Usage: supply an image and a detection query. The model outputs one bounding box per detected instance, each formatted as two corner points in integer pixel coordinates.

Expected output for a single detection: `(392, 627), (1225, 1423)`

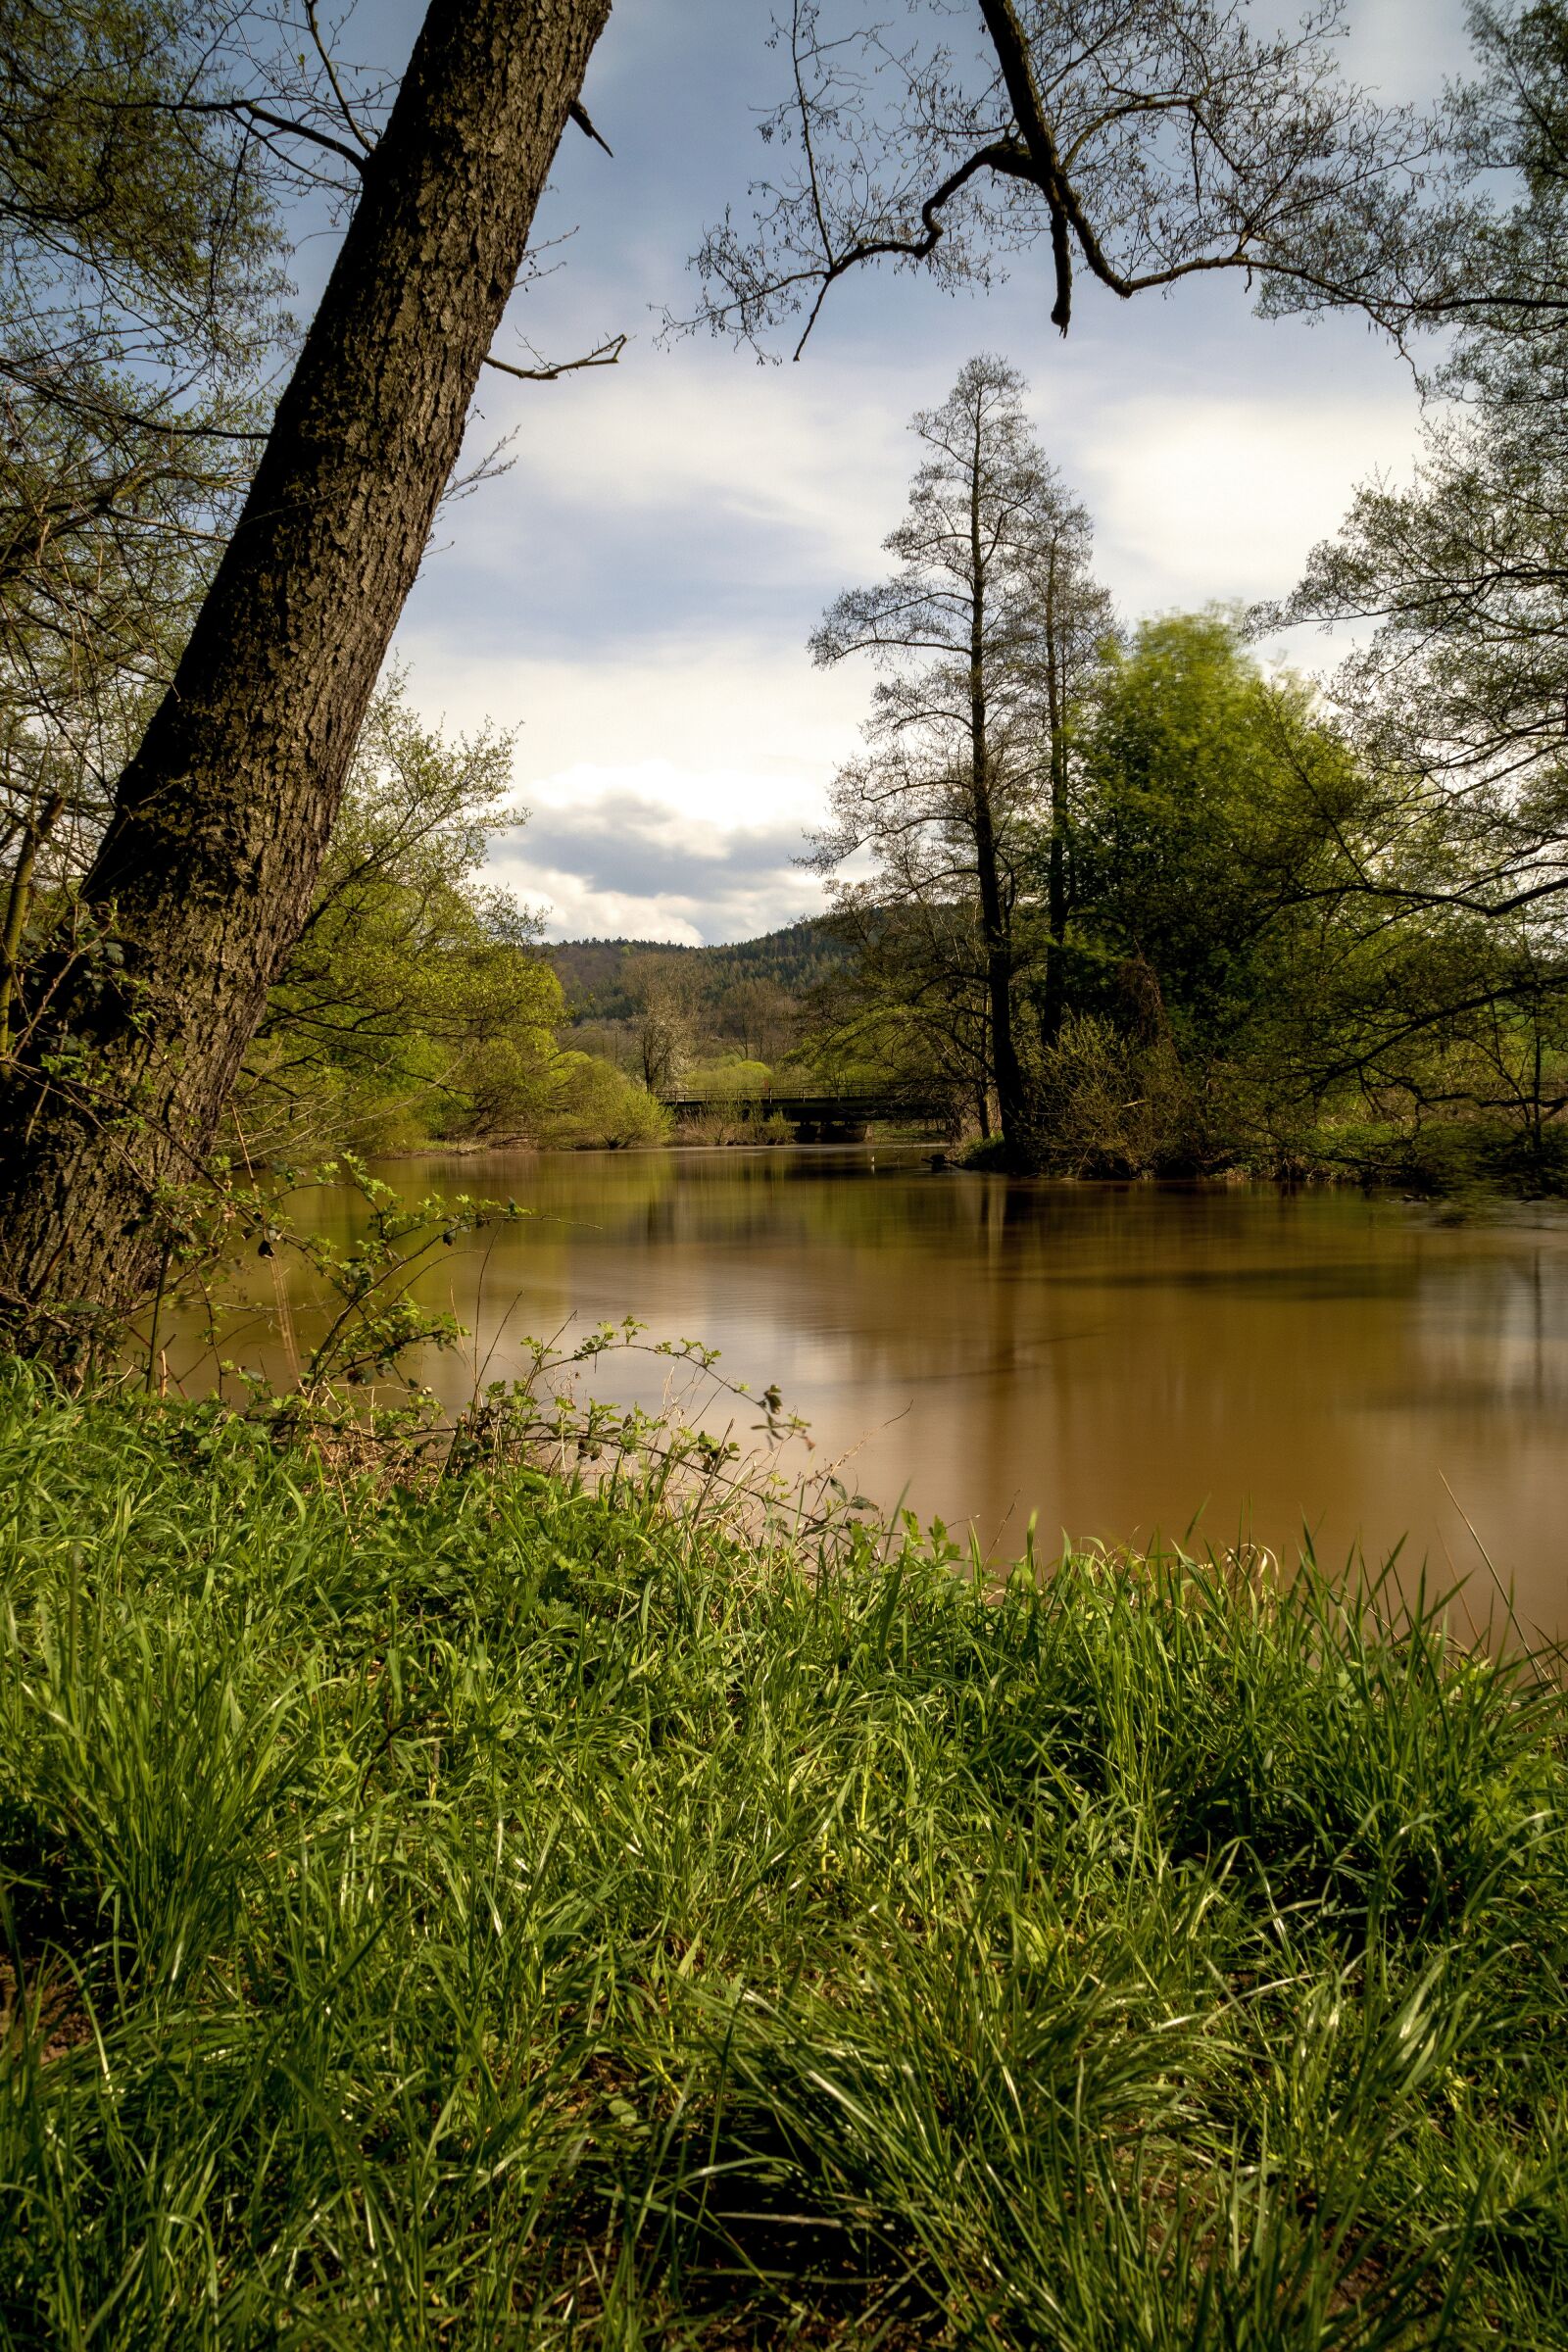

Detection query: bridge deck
(665, 1094), (947, 1124)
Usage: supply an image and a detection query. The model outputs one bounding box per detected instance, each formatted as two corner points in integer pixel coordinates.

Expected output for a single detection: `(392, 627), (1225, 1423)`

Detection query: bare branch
(172, 91), (368, 173)
(567, 97), (613, 157)
(482, 332), (627, 384)
(306, 2), (376, 157)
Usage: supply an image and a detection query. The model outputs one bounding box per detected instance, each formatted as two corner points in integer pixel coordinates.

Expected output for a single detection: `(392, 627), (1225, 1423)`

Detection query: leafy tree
(1048, 612), (1568, 1184)
(539, 1052), (672, 1151)
(1001, 613), (1386, 1171)
(1075, 615), (1363, 1048)
(243, 679), (562, 1152)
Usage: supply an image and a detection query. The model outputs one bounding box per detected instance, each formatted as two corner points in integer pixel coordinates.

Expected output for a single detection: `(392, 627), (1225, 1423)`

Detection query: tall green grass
(0, 1363), (1564, 2346)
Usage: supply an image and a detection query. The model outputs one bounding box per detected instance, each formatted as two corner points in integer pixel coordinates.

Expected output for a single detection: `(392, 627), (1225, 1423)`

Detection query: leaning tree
(0, 2), (612, 1337)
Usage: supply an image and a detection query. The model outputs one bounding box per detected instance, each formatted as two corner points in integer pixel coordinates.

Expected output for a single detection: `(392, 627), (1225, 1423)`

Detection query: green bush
(1025, 1013), (1229, 1176)
(682, 1056), (773, 1102)
(538, 1051), (672, 1149)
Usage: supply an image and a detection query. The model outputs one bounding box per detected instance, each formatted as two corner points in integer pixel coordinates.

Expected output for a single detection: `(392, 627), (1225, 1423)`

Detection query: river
(227, 1145), (1568, 1640)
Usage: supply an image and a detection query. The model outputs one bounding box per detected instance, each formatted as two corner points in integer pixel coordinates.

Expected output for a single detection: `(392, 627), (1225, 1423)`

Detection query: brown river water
(212, 1145), (1568, 1641)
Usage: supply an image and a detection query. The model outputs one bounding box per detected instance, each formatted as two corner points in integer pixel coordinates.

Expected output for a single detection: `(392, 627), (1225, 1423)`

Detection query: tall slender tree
(1026, 484), (1113, 1044)
(809, 355), (1105, 1158)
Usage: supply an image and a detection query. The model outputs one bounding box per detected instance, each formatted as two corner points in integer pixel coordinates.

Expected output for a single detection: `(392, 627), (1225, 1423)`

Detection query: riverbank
(2, 1370), (1565, 2345)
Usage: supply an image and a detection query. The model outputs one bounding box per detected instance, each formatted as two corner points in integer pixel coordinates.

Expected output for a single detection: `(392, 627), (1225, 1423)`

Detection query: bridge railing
(662, 1092), (950, 1126)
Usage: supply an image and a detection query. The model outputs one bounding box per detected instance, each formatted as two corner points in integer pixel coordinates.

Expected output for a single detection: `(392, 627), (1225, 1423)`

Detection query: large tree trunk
(0, 2), (612, 1338)
(972, 777), (1025, 1150)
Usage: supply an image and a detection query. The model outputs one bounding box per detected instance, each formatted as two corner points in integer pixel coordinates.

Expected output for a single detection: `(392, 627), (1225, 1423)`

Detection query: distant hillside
(546, 917), (851, 1020)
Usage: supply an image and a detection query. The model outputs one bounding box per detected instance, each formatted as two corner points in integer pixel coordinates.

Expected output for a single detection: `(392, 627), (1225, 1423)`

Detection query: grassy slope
(1, 1370), (1566, 2349)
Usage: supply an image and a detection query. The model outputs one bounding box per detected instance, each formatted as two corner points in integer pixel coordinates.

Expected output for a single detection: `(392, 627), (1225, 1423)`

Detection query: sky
(338, 0), (1478, 945)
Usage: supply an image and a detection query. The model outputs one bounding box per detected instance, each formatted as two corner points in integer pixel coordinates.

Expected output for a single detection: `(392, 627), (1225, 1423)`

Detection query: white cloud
(490, 775), (827, 943)
(387, 643), (868, 813)
(1077, 381), (1426, 612)
(393, 334), (1432, 943)
(470, 353), (909, 557)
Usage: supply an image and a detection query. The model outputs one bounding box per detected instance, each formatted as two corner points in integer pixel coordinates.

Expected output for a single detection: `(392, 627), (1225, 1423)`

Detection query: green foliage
(223, 1154), (528, 1411)
(243, 680), (565, 1152)
(536, 1052), (671, 1150)
(1073, 613), (1364, 1048)
(682, 1056), (772, 1102)
(1024, 1012), (1212, 1178)
(1, 1381), (1565, 2343)
(931, 608), (1568, 1189)
(0, 3), (276, 353)
(675, 1060), (794, 1146)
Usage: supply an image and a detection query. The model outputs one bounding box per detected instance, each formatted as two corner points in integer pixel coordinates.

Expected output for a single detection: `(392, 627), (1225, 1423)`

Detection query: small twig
(482, 333), (627, 384)
(307, 2), (376, 156)
(567, 98), (612, 157)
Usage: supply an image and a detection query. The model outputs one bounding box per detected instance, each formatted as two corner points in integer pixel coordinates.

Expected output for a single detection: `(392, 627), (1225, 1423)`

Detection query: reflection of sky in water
(205, 1151), (1568, 1641)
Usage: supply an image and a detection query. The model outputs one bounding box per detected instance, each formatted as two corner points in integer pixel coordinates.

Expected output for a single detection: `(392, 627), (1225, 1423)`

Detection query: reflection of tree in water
(1384, 1247), (1568, 1417)
(222, 1156), (1568, 1629)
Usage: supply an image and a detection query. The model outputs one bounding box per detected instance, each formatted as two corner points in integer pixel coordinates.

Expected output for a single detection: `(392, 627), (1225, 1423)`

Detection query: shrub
(539, 1051), (671, 1148)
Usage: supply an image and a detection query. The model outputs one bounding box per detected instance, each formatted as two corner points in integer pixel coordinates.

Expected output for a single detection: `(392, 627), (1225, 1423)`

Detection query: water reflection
(202, 1147), (1568, 1639)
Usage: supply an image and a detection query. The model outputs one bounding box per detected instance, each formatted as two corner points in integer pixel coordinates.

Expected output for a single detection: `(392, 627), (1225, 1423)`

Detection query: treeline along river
(244, 1147), (1568, 1642)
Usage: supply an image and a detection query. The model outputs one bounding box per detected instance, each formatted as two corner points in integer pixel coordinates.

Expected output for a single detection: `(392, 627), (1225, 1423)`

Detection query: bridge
(664, 1092), (950, 1141)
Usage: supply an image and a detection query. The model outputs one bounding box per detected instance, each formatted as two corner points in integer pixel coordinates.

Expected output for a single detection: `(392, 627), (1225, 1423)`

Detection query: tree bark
(968, 421), (1026, 1159)
(0, 786), (62, 1061)
(0, 1), (612, 1335)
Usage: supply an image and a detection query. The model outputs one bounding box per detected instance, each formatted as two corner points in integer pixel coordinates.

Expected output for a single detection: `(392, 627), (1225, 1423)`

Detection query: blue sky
(339, 1), (1477, 943)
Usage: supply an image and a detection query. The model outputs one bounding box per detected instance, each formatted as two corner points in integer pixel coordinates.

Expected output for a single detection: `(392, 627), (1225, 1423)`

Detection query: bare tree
(808, 354), (1106, 1157)
(721, 975), (797, 1061)
(686, 0), (1436, 357)
(629, 953), (700, 1098)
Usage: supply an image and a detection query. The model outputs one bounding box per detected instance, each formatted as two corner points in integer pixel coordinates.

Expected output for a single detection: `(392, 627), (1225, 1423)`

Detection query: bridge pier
(795, 1117), (871, 1143)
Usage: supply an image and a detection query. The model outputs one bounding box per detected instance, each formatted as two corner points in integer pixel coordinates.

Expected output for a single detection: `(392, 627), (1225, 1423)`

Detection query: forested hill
(545, 917), (850, 1019)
